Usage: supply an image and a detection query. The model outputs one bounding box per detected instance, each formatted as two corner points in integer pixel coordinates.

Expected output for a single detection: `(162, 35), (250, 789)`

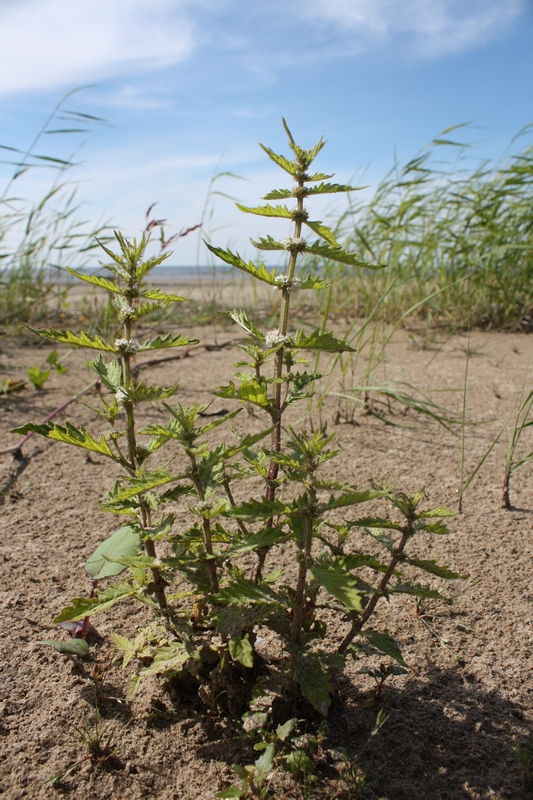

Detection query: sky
(0, 0), (532, 267)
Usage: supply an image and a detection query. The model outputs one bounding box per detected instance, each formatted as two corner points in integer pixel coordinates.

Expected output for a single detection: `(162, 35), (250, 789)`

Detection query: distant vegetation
(2, 105), (532, 332)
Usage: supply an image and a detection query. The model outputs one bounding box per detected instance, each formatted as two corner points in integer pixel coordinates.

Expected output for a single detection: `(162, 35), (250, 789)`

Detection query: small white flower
(288, 278), (301, 294)
(114, 338), (140, 355)
(282, 236), (307, 252)
(265, 329), (286, 348)
(275, 274), (291, 287)
(118, 305), (136, 321)
(115, 388), (129, 406)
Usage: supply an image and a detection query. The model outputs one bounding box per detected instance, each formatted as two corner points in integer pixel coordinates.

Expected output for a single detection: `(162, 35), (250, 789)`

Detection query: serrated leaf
(27, 366), (50, 389)
(212, 603), (279, 638)
(262, 188), (292, 200)
(229, 635), (254, 668)
(298, 274), (329, 290)
(304, 240), (383, 269)
(215, 578), (283, 605)
(85, 525), (141, 579)
(358, 629), (407, 667)
(139, 643), (189, 679)
(311, 563), (363, 612)
(236, 202), (292, 220)
(66, 268), (122, 293)
(293, 652), (340, 716)
(139, 288), (188, 302)
(418, 506), (455, 518)
(292, 329), (355, 353)
(349, 516), (404, 531)
(103, 471), (175, 503)
(215, 379), (270, 409)
(404, 557), (466, 580)
(139, 333), (199, 351)
(306, 172), (334, 182)
(227, 309), (264, 339)
(319, 489), (382, 513)
(28, 327), (115, 352)
(390, 581), (443, 599)
(258, 144), (298, 176)
(131, 381), (178, 403)
(250, 235), (286, 252)
(53, 582), (137, 623)
(91, 356), (122, 390)
(40, 639), (89, 656)
(304, 220), (340, 246)
(306, 182), (363, 196)
(11, 421), (117, 459)
(205, 244), (278, 285)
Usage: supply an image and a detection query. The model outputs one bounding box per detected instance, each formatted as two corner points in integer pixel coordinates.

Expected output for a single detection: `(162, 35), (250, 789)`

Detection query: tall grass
(0, 90), (110, 328)
(307, 124), (533, 330)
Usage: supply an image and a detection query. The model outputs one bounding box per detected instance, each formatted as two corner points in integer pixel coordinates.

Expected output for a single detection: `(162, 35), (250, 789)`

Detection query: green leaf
(304, 219), (340, 246)
(285, 750), (315, 778)
(306, 182), (363, 196)
(66, 268), (122, 294)
(258, 144), (298, 176)
(226, 309), (264, 339)
(101, 471), (175, 504)
(27, 327), (115, 352)
(40, 639), (89, 656)
(139, 333), (199, 351)
(303, 240), (384, 269)
(216, 788), (243, 799)
(27, 366), (50, 389)
(204, 244), (278, 285)
(250, 235), (286, 252)
(228, 635), (254, 668)
(292, 329), (355, 353)
(53, 582), (137, 623)
(293, 652), (342, 716)
(262, 188), (292, 200)
(236, 202), (292, 220)
(139, 288), (188, 302)
(311, 563), (363, 612)
(255, 742), (275, 779)
(216, 577), (283, 605)
(215, 380), (270, 410)
(357, 629), (407, 668)
(138, 643), (189, 678)
(11, 421), (117, 459)
(91, 356), (122, 390)
(404, 557), (466, 580)
(85, 525), (141, 579)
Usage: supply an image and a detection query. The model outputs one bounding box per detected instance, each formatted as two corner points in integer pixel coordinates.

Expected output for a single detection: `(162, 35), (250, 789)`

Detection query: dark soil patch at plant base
(0, 327), (532, 799)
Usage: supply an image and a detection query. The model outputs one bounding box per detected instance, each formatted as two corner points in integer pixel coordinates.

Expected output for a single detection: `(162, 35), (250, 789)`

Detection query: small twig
(0, 379), (100, 457)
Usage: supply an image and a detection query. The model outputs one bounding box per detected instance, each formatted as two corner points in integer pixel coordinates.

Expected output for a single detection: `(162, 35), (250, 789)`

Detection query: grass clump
(312, 124), (533, 331)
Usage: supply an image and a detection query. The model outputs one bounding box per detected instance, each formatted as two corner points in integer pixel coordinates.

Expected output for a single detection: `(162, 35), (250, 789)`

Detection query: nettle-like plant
(16, 122), (463, 717)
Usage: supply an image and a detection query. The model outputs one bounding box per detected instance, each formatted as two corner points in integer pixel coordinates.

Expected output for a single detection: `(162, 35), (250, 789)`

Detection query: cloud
(0, 0), (204, 95)
(304, 0), (527, 56)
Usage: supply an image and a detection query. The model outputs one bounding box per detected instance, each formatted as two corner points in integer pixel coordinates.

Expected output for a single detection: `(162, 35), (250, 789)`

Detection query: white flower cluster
(114, 388), (129, 406)
(275, 274), (302, 294)
(117, 305), (136, 322)
(114, 337), (140, 355)
(265, 329), (292, 349)
(282, 236), (307, 252)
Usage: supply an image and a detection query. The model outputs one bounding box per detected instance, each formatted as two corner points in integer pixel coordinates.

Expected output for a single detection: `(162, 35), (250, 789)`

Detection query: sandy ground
(0, 310), (532, 800)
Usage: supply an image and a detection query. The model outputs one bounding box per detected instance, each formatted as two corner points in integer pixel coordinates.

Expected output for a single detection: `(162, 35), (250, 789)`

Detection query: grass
(303, 124), (533, 331)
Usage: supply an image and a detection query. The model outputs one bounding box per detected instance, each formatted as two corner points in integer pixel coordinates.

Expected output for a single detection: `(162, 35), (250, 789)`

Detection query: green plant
(308, 124), (533, 331)
(0, 89), (111, 328)
(15, 122), (463, 727)
(501, 367), (533, 509)
(27, 348), (68, 390)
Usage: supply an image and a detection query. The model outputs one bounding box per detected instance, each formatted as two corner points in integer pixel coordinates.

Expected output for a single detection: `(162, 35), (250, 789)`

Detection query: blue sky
(1, 0), (532, 266)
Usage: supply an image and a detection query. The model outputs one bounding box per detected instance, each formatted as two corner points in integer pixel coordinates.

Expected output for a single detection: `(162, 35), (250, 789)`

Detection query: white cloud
(304, 0), (527, 56)
(0, 0), (203, 95)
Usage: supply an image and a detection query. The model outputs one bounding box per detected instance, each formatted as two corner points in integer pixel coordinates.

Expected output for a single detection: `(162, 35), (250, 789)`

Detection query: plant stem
(291, 483), (315, 643)
(338, 529), (410, 654)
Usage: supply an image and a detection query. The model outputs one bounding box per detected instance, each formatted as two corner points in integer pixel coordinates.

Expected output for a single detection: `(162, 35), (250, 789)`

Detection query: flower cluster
(282, 236), (307, 253)
(265, 329), (292, 349)
(114, 338), (140, 355)
(114, 388), (129, 406)
(275, 274), (301, 294)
